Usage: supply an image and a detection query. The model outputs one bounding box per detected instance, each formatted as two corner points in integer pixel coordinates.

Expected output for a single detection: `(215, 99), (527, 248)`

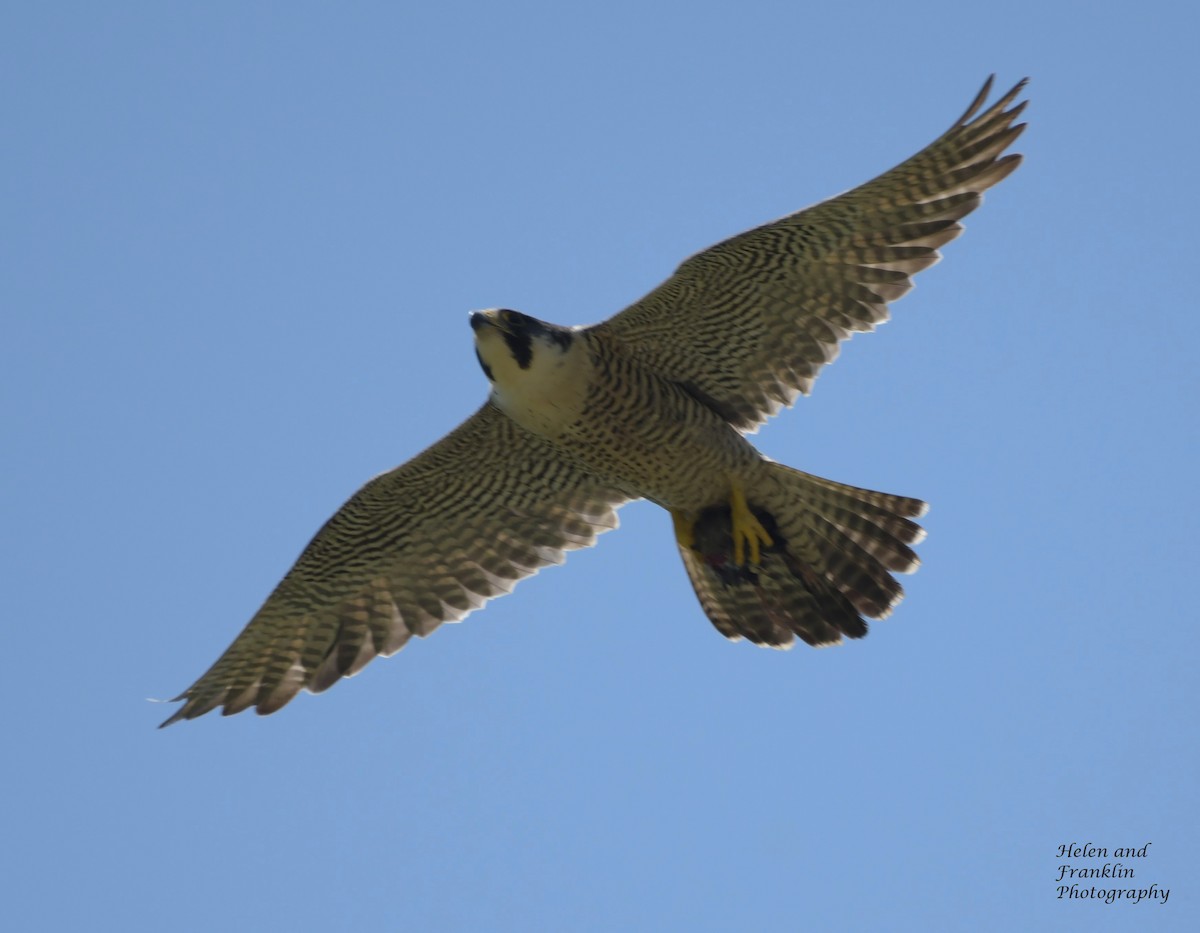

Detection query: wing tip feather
(956, 75), (1029, 129)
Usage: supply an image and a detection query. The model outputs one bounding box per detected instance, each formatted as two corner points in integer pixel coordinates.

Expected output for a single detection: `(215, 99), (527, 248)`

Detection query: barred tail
(677, 463), (927, 648)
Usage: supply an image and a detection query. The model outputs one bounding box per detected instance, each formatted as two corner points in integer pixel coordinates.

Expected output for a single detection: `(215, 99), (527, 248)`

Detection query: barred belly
(553, 336), (762, 510)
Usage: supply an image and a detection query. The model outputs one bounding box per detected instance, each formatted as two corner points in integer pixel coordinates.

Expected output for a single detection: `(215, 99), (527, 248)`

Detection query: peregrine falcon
(162, 77), (1026, 725)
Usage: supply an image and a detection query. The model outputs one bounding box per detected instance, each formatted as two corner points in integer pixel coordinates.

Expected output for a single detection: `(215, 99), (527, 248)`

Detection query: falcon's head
(470, 308), (576, 385)
(470, 309), (587, 434)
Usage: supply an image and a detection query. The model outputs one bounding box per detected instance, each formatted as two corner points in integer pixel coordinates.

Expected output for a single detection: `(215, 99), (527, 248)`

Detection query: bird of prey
(162, 77), (1026, 725)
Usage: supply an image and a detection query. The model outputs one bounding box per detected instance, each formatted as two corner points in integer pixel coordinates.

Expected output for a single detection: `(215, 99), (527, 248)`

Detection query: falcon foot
(729, 478), (773, 566)
(671, 508), (696, 550)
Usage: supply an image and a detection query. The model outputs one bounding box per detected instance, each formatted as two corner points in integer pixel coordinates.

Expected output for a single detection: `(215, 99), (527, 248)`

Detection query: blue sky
(4, 3), (1196, 931)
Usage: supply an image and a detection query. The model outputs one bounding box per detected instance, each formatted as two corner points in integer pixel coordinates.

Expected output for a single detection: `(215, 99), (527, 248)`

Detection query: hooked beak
(470, 310), (511, 335)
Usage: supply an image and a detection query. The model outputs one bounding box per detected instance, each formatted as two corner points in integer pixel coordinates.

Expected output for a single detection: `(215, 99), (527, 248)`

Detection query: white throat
(480, 331), (591, 439)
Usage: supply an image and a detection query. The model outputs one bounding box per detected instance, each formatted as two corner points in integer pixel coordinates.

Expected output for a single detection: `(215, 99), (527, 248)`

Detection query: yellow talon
(671, 509), (696, 550)
(729, 478), (773, 565)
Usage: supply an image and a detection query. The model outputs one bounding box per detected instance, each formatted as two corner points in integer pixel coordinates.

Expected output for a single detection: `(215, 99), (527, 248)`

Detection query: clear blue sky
(4, 3), (1196, 931)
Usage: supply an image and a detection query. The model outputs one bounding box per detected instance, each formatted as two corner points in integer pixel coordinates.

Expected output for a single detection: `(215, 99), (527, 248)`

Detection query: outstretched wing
(592, 77), (1027, 432)
(162, 402), (629, 725)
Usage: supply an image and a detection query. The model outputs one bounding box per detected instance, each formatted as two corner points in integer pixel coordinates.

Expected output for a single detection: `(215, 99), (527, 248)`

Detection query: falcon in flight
(162, 77), (1026, 725)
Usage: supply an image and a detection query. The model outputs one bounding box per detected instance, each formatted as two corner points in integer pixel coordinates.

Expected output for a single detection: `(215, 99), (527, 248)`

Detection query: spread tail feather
(677, 464), (926, 648)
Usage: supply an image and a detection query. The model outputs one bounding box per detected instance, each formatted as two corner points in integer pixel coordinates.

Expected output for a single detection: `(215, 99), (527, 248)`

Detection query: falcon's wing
(162, 402), (629, 725)
(592, 77), (1027, 432)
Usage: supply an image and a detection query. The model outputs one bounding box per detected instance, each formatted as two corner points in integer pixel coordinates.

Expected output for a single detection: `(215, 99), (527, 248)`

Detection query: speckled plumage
(162, 77), (1026, 725)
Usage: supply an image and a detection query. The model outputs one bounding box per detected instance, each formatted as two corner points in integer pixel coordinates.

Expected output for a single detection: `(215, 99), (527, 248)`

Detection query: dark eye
(499, 309), (520, 325)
